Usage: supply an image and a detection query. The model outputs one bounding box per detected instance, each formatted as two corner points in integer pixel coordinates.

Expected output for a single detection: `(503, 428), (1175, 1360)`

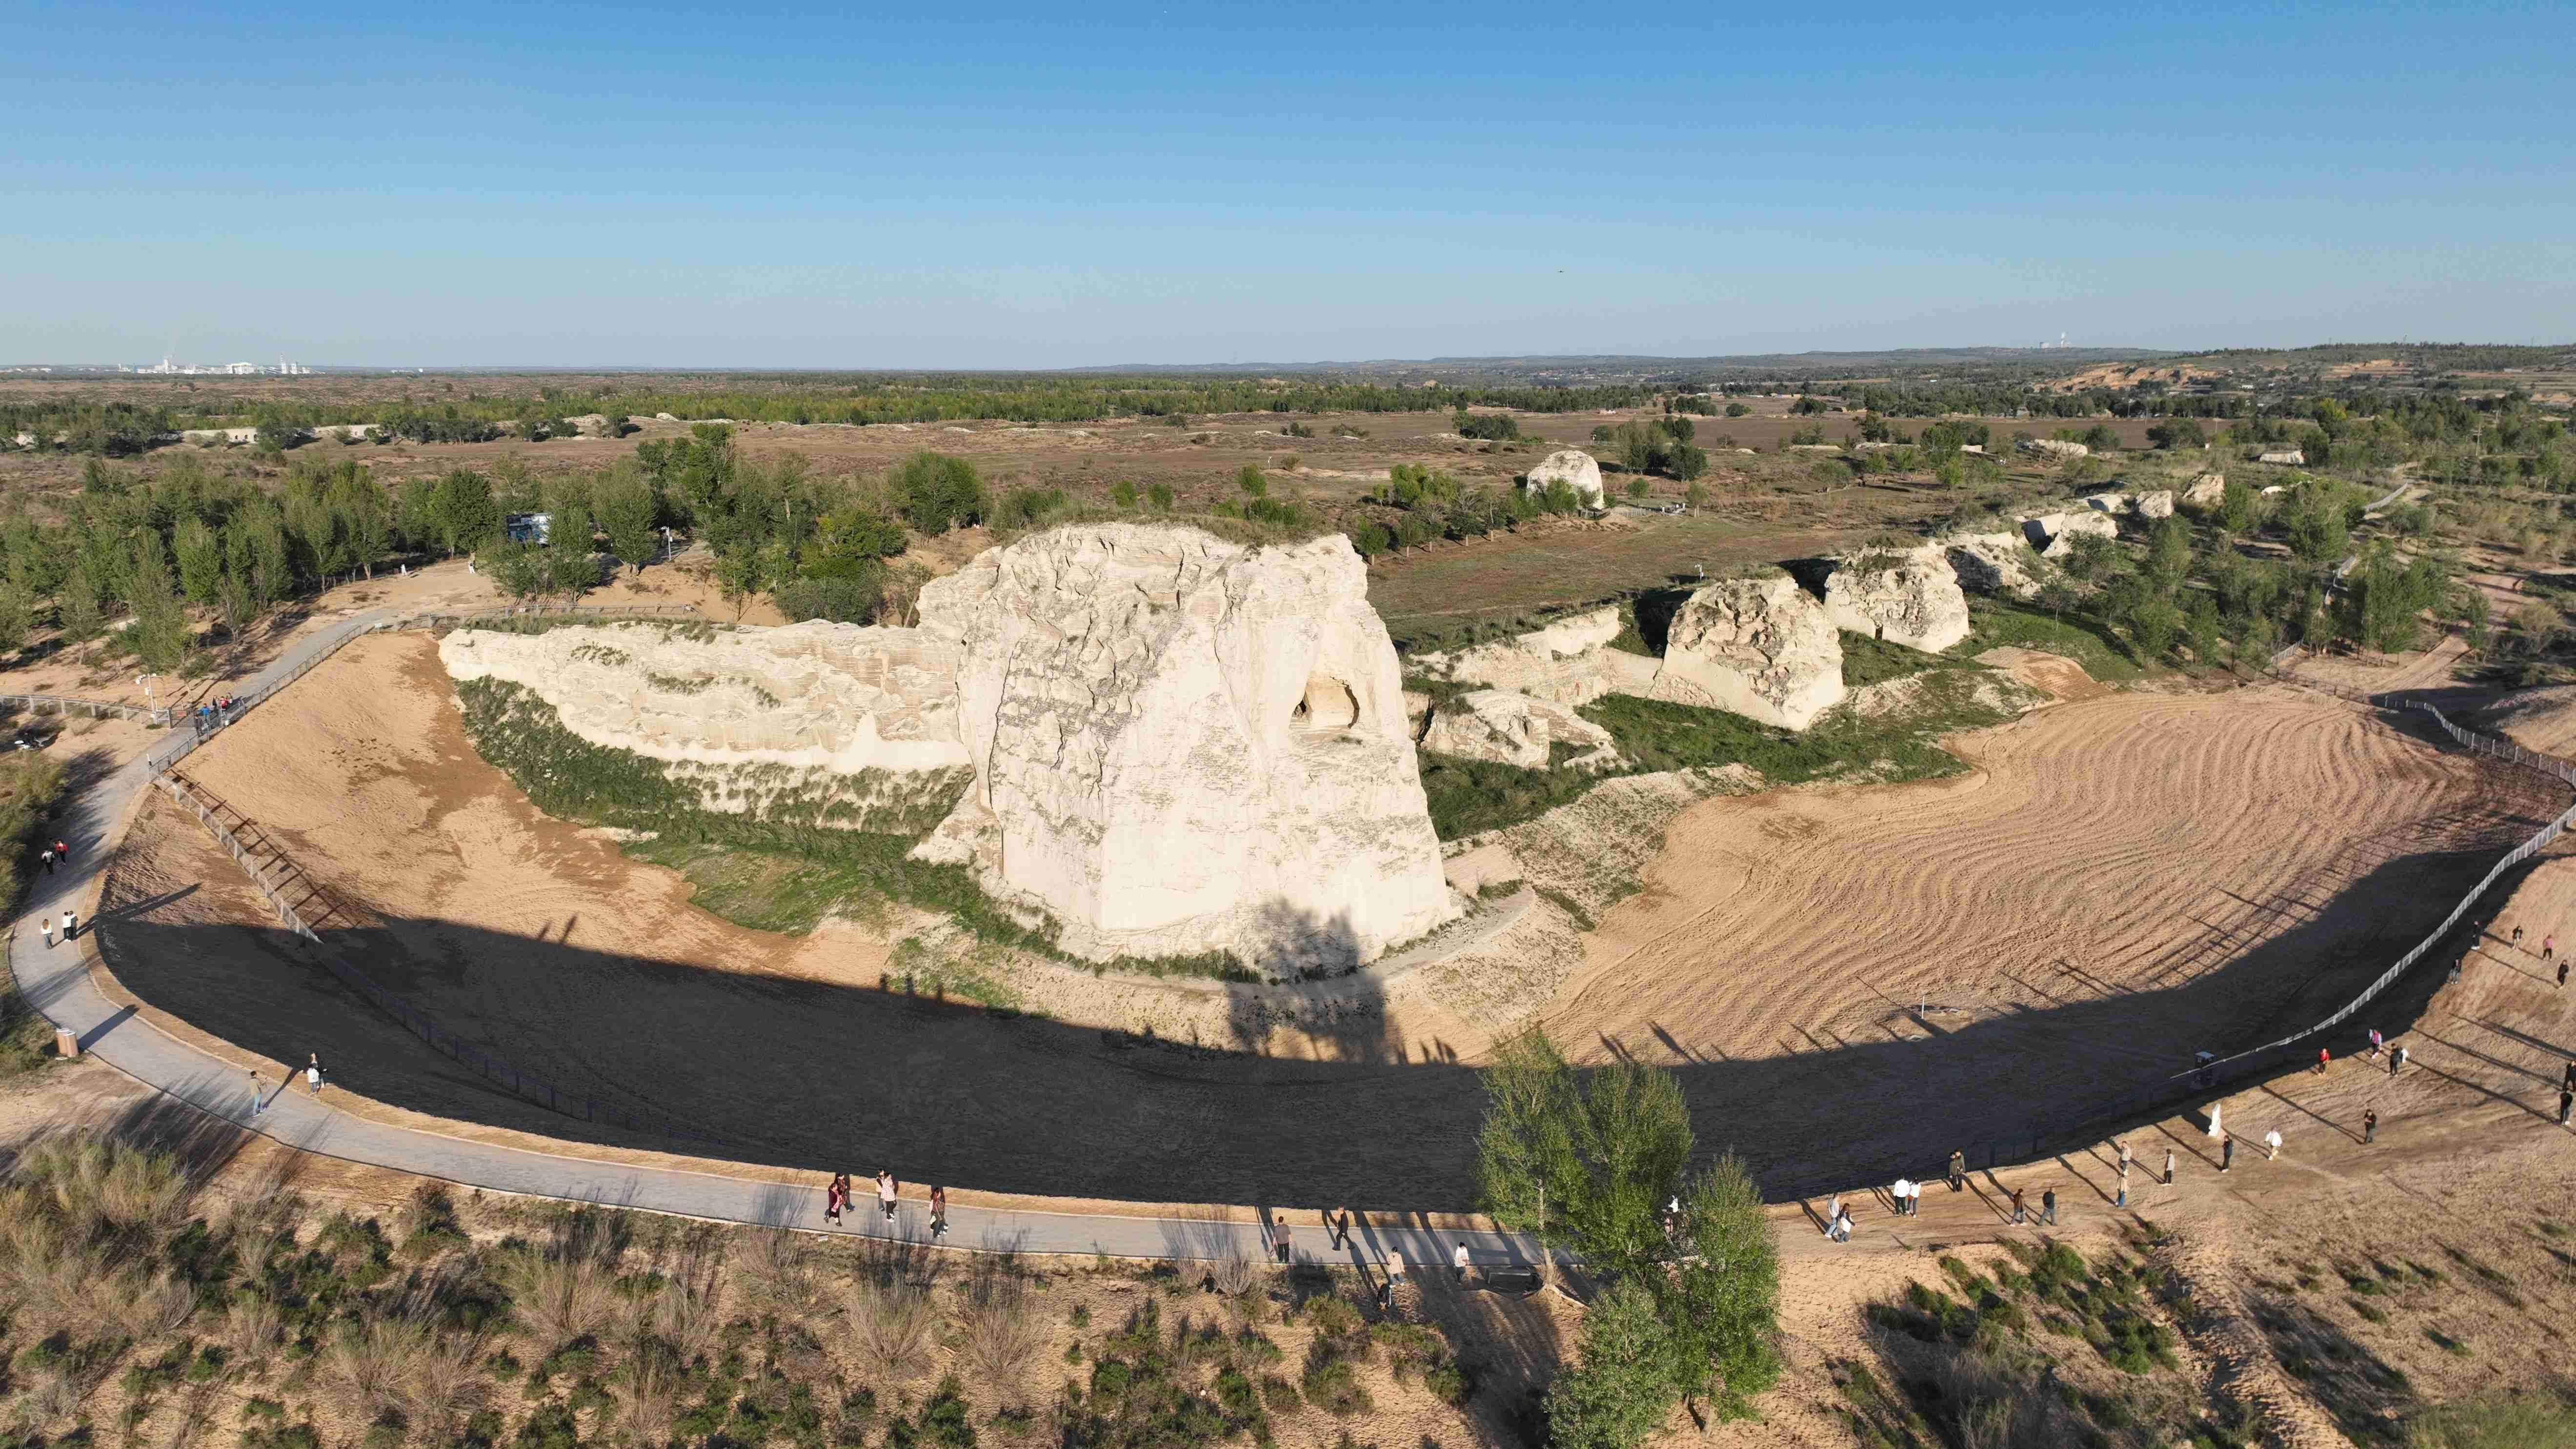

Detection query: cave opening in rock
(1290, 675), (1361, 733)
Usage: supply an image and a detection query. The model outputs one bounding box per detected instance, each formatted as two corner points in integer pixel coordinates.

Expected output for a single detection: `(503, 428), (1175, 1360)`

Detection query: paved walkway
(9, 608), (1542, 1268)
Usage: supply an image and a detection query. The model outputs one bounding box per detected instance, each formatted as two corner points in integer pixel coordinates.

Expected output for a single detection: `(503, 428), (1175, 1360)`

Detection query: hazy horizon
(10, 0), (2571, 369)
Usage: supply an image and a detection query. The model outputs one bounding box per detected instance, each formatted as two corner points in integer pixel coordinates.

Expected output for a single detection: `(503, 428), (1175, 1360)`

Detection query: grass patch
(2406, 1393), (2576, 1448)
(1421, 660), (2021, 841)
(1954, 595), (2147, 681)
(1840, 629), (1968, 688)
(622, 838), (892, 936)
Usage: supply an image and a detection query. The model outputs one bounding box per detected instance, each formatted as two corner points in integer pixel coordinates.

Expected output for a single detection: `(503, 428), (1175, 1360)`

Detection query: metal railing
(0, 692), (176, 727)
(146, 770), (707, 1143)
(2178, 700), (2576, 1081)
(143, 613), (391, 778)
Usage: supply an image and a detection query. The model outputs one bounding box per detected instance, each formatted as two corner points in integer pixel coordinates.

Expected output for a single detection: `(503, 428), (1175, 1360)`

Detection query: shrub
(848, 1279), (939, 1383)
(1299, 1356), (1371, 1417)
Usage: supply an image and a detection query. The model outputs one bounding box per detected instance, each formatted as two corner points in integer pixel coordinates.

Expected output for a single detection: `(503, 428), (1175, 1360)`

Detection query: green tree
(56, 568), (103, 644)
(1147, 482), (1174, 511)
(225, 501), (295, 604)
(0, 584), (27, 658)
(428, 469), (503, 558)
(1476, 1027), (1692, 1284)
(2215, 477), (2259, 535)
(596, 469), (663, 577)
(1546, 1280), (1679, 1449)
(2285, 492), (2350, 567)
(1683, 481), (1709, 513)
(125, 533), (193, 672)
(215, 573), (257, 648)
(892, 452), (987, 536)
(714, 548), (768, 620)
(484, 540), (547, 601)
(173, 517), (225, 604)
(1111, 480), (1138, 509)
(1660, 1155), (1782, 1421)
(2143, 514), (2192, 582)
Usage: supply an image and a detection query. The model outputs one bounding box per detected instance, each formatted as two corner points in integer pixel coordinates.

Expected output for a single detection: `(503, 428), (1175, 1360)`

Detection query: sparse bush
(848, 1278), (939, 1384)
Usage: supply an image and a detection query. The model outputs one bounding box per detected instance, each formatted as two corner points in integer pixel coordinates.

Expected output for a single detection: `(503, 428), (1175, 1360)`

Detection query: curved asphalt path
(9, 610), (1539, 1270)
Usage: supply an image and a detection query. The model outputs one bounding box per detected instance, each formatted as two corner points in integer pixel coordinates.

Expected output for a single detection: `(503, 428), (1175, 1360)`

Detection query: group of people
(189, 695), (240, 736)
(823, 1170), (946, 1239)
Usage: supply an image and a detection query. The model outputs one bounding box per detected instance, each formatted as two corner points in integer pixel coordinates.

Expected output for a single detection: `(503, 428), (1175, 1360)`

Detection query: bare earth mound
(96, 635), (2559, 1208)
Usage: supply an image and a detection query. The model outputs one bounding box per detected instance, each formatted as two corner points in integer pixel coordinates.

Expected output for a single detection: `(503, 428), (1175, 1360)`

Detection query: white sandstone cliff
(1941, 531), (2046, 600)
(914, 524), (1455, 975)
(1647, 574), (1846, 730)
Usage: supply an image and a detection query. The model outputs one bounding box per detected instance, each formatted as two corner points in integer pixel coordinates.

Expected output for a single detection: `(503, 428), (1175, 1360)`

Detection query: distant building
(2258, 450), (2306, 466)
(504, 512), (553, 544)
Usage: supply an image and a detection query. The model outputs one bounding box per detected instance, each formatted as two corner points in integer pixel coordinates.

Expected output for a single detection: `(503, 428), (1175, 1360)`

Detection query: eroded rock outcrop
(2184, 472), (2227, 507)
(1647, 574), (1845, 730)
(1820, 546), (1971, 653)
(440, 621), (972, 830)
(2020, 510), (2119, 559)
(1410, 607), (1657, 707)
(1421, 689), (1622, 772)
(914, 525), (1455, 975)
(2020, 438), (2090, 461)
(1522, 449), (1605, 508)
(1941, 531), (2047, 600)
(443, 523), (1456, 978)
(2132, 489), (2175, 519)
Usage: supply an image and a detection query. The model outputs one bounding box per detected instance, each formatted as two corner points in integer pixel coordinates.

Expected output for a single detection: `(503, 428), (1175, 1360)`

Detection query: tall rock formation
(1647, 574), (1846, 730)
(914, 525), (1455, 975)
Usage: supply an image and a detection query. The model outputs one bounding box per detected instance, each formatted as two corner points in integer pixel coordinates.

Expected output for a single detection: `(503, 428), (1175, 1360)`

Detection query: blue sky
(5, 0), (2569, 367)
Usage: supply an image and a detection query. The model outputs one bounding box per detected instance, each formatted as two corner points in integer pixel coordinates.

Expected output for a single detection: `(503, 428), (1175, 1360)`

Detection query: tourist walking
(2516, 925), (2526, 946)
(2363, 1108), (2377, 1143)
(59, 908), (75, 943)
(2041, 1187), (2057, 1226)
(2116, 1161), (2131, 1208)
(824, 1173), (847, 1225)
(52, 839), (67, 864)
(2561, 1091), (2573, 1127)
(37, 846), (51, 875)
(1378, 1250), (1403, 1312)
(2390, 1046), (2406, 1077)
(1331, 1210), (1352, 1251)
(1892, 1176), (1913, 1216)
(2263, 1128), (2283, 1162)
(2561, 960), (2569, 990)
(1271, 1217), (1291, 1266)
(2117, 1138), (2132, 1176)
(1452, 1240), (1471, 1283)
(2316, 1047), (2331, 1075)
(2548, 934), (2558, 965)
(2220, 1133), (2234, 1172)
(1823, 1194), (1843, 1237)
(2562, 1061), (2575, 1094)
(2163, 1147), (2175, 1186)
(40, 915), (53, 948)
(2010, 1188), (2026, 1225)
(1948, 1149), (1966, 1191)
(1908, 1179), (1923, 1216)
(248, 1068), (265, 1117)
(929, 1185), (948, 1240)
(875, 1170), (897, 1223)
(305, 1054), (324, 1096)
(2369, 1028), (2383, 1059)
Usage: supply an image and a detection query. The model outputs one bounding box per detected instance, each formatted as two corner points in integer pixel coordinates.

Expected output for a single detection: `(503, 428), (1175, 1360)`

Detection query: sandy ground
(87, 628), (2560, 1222)
(1540, 683), (2559, 1194)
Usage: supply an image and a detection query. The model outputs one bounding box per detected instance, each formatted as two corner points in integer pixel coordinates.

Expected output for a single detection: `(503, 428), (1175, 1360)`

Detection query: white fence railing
(2185, 702), (2576, 1078)
(0, 692), (176, 727)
